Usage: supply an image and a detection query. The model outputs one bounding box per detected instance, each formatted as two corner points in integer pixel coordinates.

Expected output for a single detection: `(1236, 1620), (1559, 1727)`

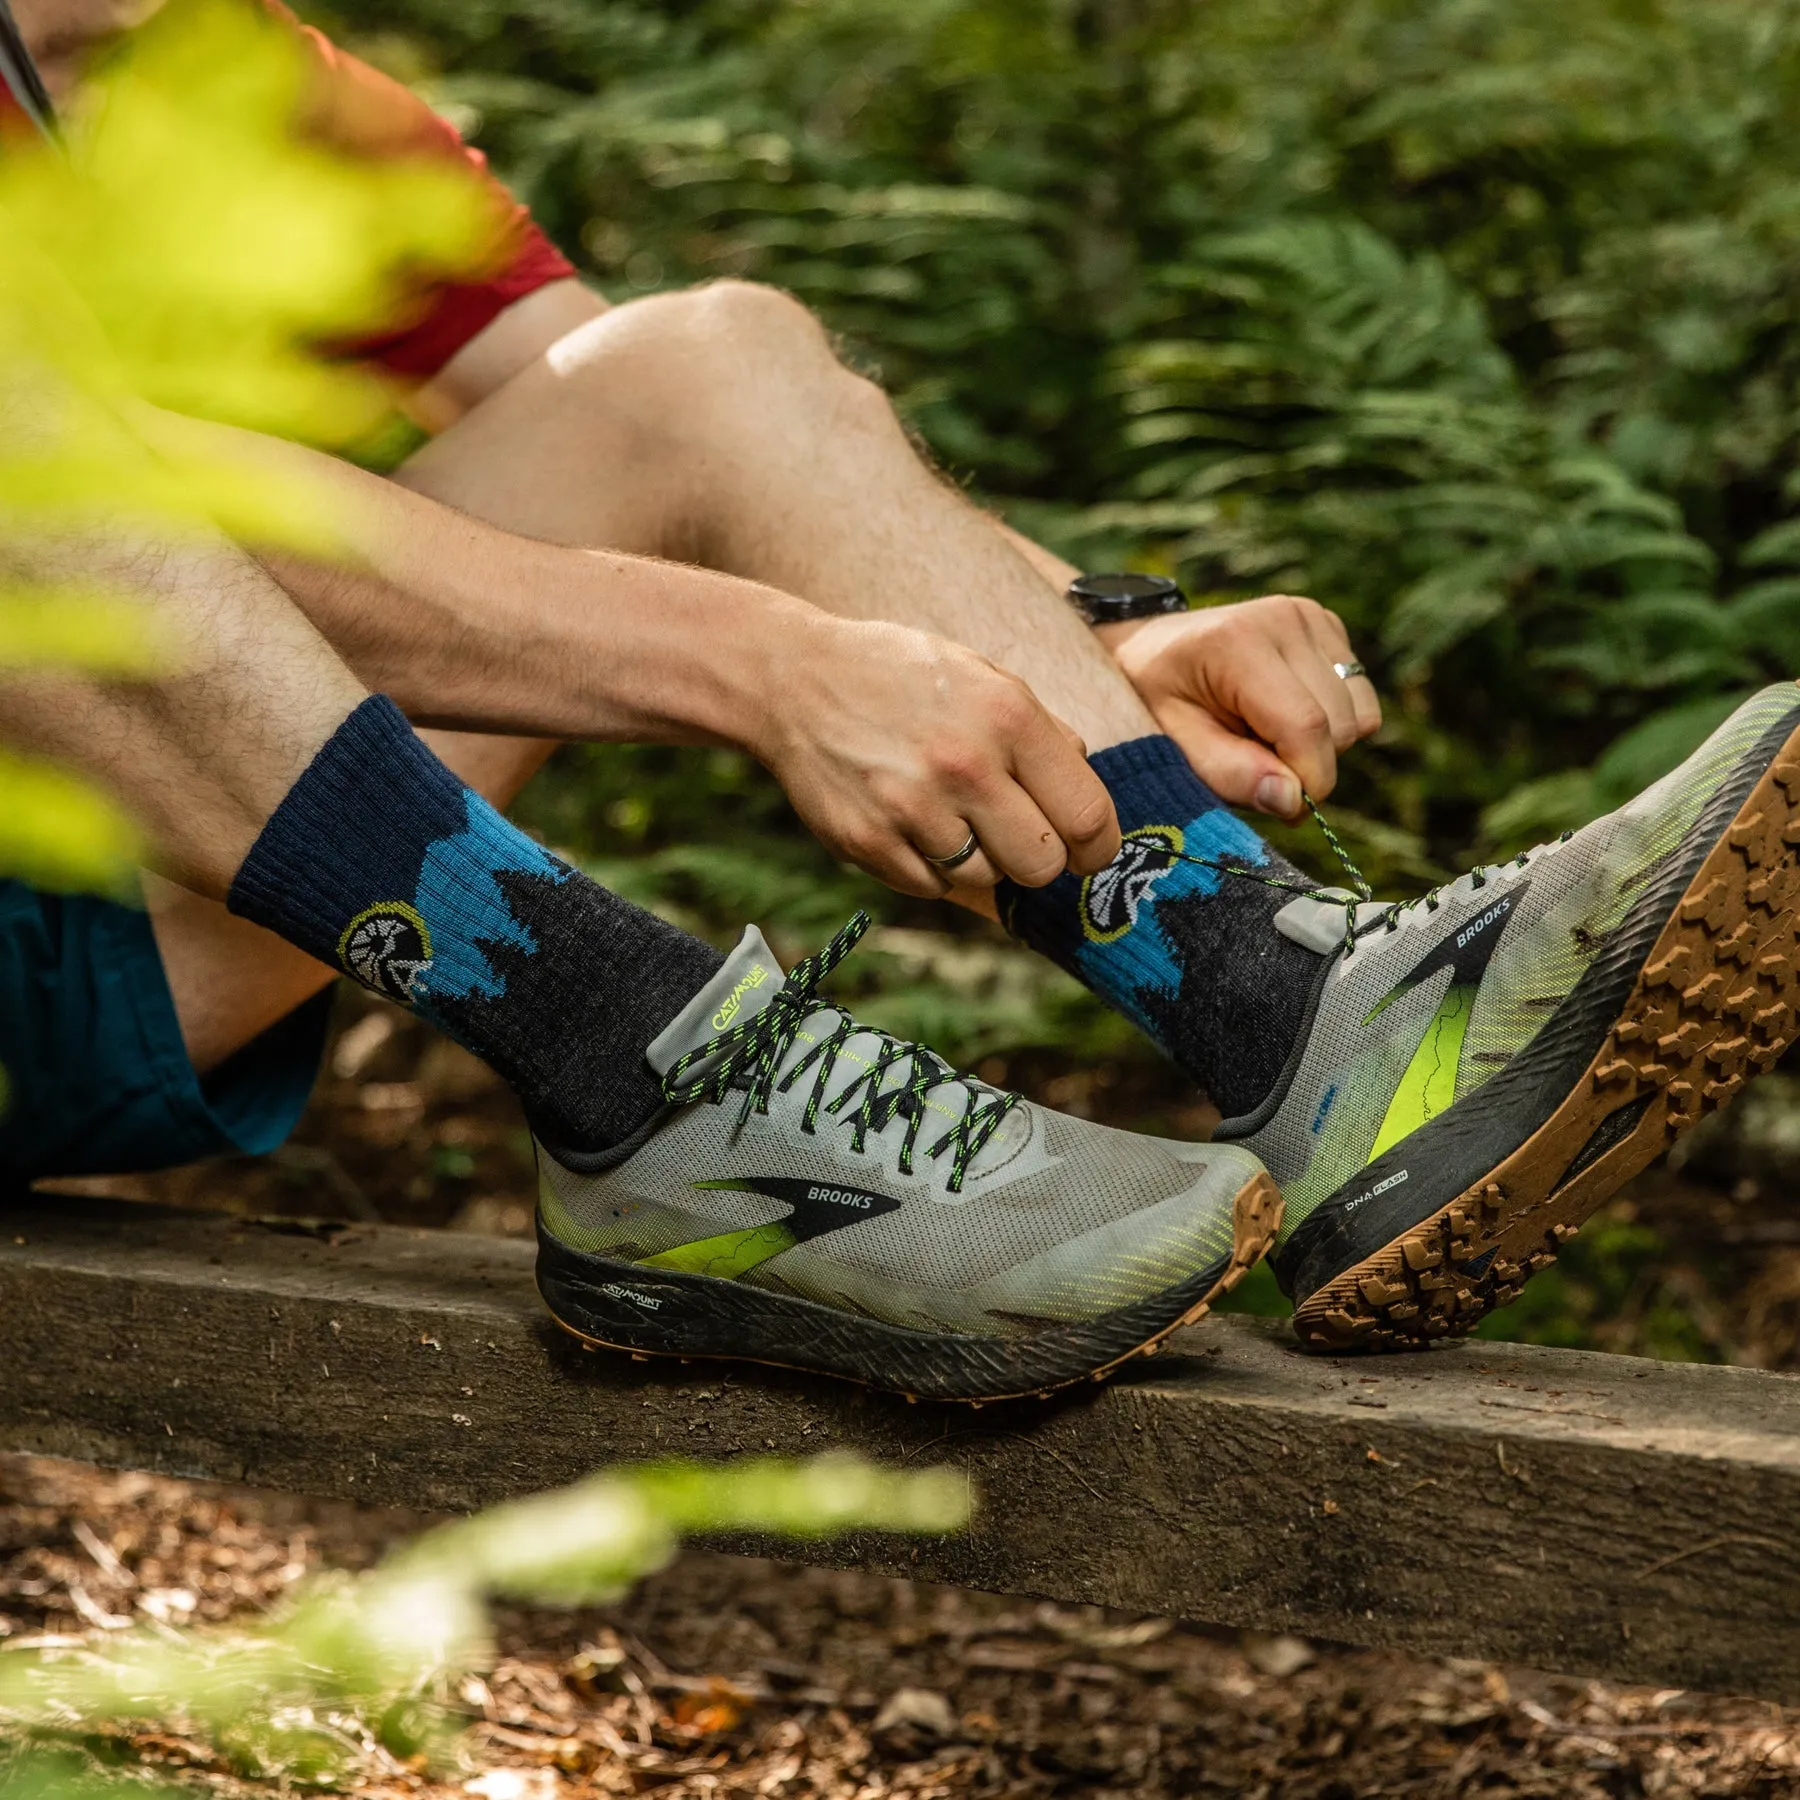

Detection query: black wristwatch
(1065, 571), (1189, 626)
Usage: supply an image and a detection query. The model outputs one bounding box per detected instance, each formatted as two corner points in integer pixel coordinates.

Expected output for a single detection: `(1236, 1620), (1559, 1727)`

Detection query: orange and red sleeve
(262, 0), (576, 379)
(1, 4), (576, 378)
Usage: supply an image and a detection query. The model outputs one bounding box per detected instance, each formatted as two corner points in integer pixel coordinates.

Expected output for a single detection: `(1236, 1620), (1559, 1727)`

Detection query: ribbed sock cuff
(227, 694), (470, 967)
(1087, 733), (1218, 800)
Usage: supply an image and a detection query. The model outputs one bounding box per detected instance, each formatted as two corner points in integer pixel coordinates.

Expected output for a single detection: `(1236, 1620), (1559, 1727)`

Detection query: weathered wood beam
(1, 1193), (1797, 1702)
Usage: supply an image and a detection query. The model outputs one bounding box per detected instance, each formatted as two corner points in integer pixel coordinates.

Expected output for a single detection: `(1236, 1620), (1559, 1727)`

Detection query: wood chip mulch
(0, 1454), (1793, 1799)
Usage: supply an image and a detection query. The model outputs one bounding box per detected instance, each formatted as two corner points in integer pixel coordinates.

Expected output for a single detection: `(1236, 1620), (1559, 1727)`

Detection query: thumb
(1154, 700), (1306, 822)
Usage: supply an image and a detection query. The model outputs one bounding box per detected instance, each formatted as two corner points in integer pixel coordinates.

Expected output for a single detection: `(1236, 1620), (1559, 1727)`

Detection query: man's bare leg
(0, 527), (366, 1072)
(1, 523), (378, 993)
(146, 279), (1365, 1075)
(396, 281), (1157, 759)
(1, 537), (363, 888)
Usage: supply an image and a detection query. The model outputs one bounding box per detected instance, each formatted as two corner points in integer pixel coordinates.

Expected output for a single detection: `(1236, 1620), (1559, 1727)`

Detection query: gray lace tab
(1274, 889), (1391, 956)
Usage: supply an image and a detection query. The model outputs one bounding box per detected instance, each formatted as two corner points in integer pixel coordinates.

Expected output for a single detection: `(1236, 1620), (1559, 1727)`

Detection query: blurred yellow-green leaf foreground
(0, 0), (492, 895)
(0, 1455), (970, 1790)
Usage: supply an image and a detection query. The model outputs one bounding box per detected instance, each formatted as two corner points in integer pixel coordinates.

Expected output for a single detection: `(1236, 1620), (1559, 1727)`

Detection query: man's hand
(755, 616), (1121, 897)
(1098, 595), (1381, 821)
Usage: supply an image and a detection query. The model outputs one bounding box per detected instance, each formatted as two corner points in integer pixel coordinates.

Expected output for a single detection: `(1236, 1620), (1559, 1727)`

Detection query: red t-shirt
(0, 2), (575, 381)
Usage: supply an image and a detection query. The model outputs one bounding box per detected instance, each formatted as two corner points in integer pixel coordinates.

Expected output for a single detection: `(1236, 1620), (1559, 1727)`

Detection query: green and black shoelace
(660, 804), (1572, 1176)
(1153, 796), (1572, 957)
(659, 911), (1017, 1193)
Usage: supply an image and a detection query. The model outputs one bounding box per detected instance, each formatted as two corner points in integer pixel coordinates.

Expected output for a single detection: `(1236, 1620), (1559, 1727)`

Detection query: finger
(963, 783), (1073, 888)
(944, 849), (1004, 889)
(1211, 635), (1340, 800)
(834, 823), (952, 900)
(871, 845), (954, 900)
(1054, 715), (1090, 765)
(1151, 696), (1305, 819)
(1284, 639), (1362, 755)
(1295, 599), (1382, 740)
(1343, 672), (1382, 739)
(1269, 602), (1360, 754)
(1290, 593), (1353, 658)
(1007, 704), (1121, 876)
(913, 820), (1004, 890)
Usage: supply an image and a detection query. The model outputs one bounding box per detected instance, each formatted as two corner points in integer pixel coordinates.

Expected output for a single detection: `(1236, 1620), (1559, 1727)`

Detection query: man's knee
(558, 279), (887, 438)
(685, 278), (833, 363)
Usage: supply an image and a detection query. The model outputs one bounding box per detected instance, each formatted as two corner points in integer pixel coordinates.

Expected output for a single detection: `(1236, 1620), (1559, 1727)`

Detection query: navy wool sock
(999, 736), (1323, 1119)
(228, 696), (723, 1153)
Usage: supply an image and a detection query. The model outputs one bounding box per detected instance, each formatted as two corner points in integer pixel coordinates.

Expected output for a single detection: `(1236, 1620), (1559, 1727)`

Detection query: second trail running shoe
(1217, 682), (1800, 1350)
(534, 914), (1279, 1403)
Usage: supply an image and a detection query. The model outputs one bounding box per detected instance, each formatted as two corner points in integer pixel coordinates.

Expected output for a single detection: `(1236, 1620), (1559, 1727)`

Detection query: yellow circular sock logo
(337, 901), (434, 1001)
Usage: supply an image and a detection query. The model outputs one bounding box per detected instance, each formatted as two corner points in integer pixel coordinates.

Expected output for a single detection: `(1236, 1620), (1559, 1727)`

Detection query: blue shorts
(0, 880), (331, 1184)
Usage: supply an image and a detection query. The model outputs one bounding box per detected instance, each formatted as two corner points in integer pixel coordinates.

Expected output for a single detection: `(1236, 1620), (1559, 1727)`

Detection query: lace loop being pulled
(660, 910), (1019, 1193)
(1144, 794), (1374, 955)
(1148, 800), (1575, 959)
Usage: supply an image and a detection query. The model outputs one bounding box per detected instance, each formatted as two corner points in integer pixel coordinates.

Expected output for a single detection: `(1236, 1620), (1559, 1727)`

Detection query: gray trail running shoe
(534, 914), (1280, 1403)
(1217, 682), (1800, 1351)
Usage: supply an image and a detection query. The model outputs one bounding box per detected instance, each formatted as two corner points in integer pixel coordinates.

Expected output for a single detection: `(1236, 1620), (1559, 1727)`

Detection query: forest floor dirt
(25, 988), (1800, 1797)
(3, 1453), (1798, 1800)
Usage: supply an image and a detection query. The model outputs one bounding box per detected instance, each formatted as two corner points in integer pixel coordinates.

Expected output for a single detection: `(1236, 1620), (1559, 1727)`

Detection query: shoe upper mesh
(1245, 682), (1800, 1235)
(543, 1087), (1251, 1332)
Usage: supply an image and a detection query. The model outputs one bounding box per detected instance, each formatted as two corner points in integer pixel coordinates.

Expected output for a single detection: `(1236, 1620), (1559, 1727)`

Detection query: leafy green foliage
(306, 0), (1800, 890)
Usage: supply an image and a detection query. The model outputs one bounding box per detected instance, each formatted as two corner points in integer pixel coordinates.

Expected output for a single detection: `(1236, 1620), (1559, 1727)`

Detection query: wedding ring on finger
(923, 830), (981, 872)
(1333, 660), (1367, 682)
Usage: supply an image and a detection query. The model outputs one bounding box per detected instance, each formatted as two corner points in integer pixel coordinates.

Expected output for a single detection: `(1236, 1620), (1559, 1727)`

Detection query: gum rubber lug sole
(537, 1172), (1281, 1405)
(1292, 727), (1800, 1352)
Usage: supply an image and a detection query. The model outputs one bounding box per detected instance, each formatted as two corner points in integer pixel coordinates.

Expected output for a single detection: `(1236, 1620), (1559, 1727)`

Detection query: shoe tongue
(647, 925), (787, 1076)
(648, 921), (1022, 1176)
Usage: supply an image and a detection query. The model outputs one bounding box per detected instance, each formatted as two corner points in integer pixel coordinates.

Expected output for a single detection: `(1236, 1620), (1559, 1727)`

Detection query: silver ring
(1333, 660), (1367, 681)
(924, 830), (980, 872)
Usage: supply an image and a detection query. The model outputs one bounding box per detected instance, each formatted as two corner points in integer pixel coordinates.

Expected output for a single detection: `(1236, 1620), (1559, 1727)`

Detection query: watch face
(1067, 571), (1187, 622)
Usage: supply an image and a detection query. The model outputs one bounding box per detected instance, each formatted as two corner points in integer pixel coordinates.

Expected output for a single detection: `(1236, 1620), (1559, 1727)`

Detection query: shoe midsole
(1271, 702), (1800, 1305)
(535, 1217), (1234, 1401)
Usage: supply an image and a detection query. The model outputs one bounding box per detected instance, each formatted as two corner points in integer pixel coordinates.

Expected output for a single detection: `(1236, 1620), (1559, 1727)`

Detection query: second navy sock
(999, 735), (1324, 1119)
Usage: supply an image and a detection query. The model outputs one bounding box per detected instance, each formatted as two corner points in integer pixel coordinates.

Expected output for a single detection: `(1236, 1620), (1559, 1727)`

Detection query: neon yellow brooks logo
(712, 962), (771, 1031)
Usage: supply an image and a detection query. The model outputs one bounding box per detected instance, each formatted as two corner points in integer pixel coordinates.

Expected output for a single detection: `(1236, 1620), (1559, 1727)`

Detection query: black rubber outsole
(535, 1171), (1281, 1405)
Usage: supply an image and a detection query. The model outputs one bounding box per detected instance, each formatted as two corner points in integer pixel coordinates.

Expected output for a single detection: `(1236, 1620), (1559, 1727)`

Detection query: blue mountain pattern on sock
(998, 735), (1322, 1118)
(228, 695), (722, 1151)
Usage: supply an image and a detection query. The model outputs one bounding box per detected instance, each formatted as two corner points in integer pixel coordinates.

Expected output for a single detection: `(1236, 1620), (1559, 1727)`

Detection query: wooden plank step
(2, 1192), (1797, 1702)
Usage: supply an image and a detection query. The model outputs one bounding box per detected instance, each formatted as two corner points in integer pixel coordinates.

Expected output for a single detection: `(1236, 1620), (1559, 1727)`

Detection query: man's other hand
(1098, 594), (1382, 821)
(758, 618), (1121, 897)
